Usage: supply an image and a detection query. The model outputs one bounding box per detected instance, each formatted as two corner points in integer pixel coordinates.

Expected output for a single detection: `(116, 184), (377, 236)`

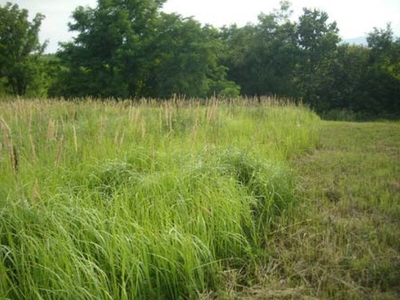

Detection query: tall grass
(0, 97), (320, 299)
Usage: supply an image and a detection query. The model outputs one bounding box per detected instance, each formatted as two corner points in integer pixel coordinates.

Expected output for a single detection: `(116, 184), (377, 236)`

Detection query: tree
(331, 44), (369, 111)
(145, 13), (238, 98)
(57, 0), (238, 99)
(0, 2), (47, 96)
(220, 1), (298, 98)
(252, 3), (299, 98)
(219, 23), (257, 96)
(361, 24), (400, 115)
(57, 0), (166, 98)
(295, 8), (340, 110)
(308, 44), (369, 113)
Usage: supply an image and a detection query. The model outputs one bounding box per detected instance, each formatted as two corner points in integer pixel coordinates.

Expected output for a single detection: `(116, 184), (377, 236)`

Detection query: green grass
(1, 98), (399, 299)
(0, 97), (319, 299)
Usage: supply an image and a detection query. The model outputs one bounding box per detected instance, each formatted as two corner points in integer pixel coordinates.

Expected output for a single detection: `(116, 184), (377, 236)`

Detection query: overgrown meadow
(0, 98), (320, 299)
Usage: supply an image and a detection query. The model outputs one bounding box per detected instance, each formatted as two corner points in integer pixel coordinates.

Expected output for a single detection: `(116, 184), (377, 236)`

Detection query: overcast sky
(5, 0), (400, 53)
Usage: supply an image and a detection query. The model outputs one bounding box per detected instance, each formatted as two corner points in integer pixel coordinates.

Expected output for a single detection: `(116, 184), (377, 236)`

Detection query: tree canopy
(54, 0), (238, 99)
(0, 2), (47, 96)
(0, 0), (399, 118)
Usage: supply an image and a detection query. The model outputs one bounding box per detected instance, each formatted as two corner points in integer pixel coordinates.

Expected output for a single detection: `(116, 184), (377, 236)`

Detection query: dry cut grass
(223, 121), (400, 299)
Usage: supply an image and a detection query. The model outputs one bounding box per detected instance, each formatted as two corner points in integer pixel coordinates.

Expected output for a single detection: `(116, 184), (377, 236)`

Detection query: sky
(5, 0), (400, 53)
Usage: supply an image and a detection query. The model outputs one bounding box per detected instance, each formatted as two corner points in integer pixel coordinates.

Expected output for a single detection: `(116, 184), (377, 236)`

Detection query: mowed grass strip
(231, 121), (400, 299)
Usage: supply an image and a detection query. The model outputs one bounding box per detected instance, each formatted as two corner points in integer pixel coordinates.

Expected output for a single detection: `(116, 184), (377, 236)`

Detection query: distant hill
(343, 36), (368, 46)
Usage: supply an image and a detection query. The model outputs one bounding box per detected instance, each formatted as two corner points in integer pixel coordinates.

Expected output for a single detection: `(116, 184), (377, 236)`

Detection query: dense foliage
(53, 0), (238, 99)
(0, 0), (399, 117)
(0, 2), (47, 96)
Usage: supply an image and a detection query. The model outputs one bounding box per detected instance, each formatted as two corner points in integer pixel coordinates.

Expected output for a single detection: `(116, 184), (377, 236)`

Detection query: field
(0, 98), (399, 299)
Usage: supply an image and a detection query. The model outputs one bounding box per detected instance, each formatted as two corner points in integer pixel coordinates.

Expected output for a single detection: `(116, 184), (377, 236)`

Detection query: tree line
(1, 0), (399, 118)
